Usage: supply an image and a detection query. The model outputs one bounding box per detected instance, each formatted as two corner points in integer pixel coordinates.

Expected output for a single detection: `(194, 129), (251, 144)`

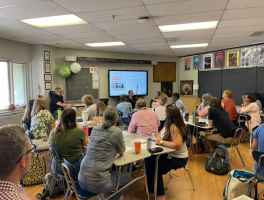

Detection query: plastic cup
(82, 126), (89, 138)
(134, 139), (141, 154)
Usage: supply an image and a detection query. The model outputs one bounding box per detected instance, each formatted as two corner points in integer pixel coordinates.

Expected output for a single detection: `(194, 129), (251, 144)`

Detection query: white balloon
(70, 62), (81, 73)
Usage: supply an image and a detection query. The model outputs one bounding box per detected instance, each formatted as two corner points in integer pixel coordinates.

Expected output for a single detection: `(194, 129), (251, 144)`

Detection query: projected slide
(109, 70), (148, 97)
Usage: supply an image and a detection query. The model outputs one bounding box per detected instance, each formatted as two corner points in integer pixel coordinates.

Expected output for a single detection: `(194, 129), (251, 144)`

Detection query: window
(0, 60), (28, 110)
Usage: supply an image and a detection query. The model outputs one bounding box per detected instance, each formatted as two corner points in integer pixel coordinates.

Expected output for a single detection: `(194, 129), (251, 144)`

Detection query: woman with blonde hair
(221, 89), (238, 124)
(92, 100), (107, 125)
(155, 94), (168, 132)
(30, 98), (56, 150)
(82, 95), (96, 120)
(197, 93), (212, 119)
(49, 108), (88, 175)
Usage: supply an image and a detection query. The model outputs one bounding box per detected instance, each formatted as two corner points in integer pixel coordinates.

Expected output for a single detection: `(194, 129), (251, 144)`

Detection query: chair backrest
(128, 113), (132, 123)
(23, 123), (29, 131)
(118, 111), (123, 124)
(230, 127), (243, 146)
(63, 159), (78, 179)
(25, 129), (35, 140)
(238, 114), (251, 121)
(49, 147), (60, 160)
(61, 163), (78, 196)
(252, 150), (264, 176)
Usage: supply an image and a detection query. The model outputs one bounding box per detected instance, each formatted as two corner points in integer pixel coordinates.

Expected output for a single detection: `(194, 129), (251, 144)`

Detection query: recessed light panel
(86, 42), (125, 47)
(20, 14), (87, 28)
(170, 43), (208, 48)
(159, 21), (218, 32)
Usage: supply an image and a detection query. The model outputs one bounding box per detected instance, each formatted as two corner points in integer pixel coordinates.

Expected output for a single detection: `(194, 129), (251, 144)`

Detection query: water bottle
(58, 108), (62, 119)
(151, 133), (156, 147)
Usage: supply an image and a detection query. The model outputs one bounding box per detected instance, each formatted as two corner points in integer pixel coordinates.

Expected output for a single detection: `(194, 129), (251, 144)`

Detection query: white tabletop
(184, 117), (214, 129)
(78, 120), (95, 128)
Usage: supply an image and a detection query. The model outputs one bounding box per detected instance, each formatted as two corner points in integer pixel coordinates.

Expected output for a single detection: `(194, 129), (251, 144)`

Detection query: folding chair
(62, 162), (102, 200)
(118, 111), (130, 130)
(210, 127), (245, 169)
(238, 114), (252, 147)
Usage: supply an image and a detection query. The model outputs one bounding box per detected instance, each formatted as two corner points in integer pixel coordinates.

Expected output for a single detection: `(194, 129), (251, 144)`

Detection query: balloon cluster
(58, 62), (81, 78)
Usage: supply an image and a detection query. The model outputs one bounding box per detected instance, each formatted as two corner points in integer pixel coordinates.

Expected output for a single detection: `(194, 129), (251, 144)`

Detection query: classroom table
(184, 117), (214, 154)
(122, 132), (175, 200)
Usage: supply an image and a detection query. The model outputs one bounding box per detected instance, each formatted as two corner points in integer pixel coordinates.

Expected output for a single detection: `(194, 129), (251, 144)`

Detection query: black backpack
(205, 145), (230, 175)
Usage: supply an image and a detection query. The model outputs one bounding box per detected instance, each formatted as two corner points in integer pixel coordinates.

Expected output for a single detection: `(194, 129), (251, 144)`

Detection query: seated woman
(152, 91), (161, 109)
(21, 99), (35, 129)
(82, 94), (96, 121)
(252, 125), (264, 180)
(49, 108), (88, 175)
(92, 100), (107, 125)
(197, 93), (212, 119)
(30, 98), (56, 150)
(204, 97), (235, 149)
(221, 89), (238, 124)
(155, 94), (168, 132)
(146, 104), (188, 200)
(79, 108), (131, 200)
(240, 93), (261, 133)
(254, 93), (262, 111)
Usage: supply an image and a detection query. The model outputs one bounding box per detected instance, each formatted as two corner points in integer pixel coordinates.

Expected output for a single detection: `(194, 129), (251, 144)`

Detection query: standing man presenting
(50, 87), (73, 115)
(172, 93), (185, 112)
(126, 90), (136, 109)
(0, 125), (35, 200)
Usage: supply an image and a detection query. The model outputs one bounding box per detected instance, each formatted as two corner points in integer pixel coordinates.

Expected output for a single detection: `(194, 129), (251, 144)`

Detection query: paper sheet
(122, 131), (131, 135)
(131, 139), (147, 144)
(92, 81), (98, 89)
(92, 73), (98, 81)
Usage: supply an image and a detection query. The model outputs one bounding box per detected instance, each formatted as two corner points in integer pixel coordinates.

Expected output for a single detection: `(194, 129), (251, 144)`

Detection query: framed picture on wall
(44, 51), (50, 61)
(161, 82), (173, 97)
(180, 80), (193, 95)
(45, 82), (52, 90)
(44, 74), (52, 81)
(44, 62), (51, 73)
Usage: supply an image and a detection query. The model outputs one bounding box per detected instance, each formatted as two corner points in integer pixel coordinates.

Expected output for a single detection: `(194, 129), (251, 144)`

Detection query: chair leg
(250, 132), (253, 149)
(184, 167), (195, 191)
(236, 146), (246, 167)
(63, 187), (73, 200)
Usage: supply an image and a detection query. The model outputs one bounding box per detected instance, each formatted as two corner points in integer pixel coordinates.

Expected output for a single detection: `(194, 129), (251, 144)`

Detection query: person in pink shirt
(128, 99), (160, 137)
(240, 93), (261, 133)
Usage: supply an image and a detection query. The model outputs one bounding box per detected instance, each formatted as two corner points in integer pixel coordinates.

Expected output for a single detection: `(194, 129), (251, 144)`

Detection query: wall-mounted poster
(214, 52), (225, 68)
(204, 54), (212, 69)
(241, 46), (259, 67)
(193, 55), (201, 70)
(227, 49), (239, 67)
(258, 45), (264, 66)
(184, 57), (192, 71)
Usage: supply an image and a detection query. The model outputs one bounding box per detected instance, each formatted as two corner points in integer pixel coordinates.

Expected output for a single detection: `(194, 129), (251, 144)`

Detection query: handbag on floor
(20, 154), (47, 186)
(223, 170), (257, 200)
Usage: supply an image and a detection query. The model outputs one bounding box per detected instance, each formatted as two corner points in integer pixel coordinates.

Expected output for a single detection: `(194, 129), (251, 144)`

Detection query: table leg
(154, 154), (161, 200)
(143, 160), (150, 200)
(196, 127), (198, 154)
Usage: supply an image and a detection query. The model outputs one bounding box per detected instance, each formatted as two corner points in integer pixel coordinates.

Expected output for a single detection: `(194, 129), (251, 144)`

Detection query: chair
(25, 130), (50, 155)
(238, 114), (252, 147)
(211, 127), (245, 169)
(118, 111), (130, 130)
(62, 162), (102, 200)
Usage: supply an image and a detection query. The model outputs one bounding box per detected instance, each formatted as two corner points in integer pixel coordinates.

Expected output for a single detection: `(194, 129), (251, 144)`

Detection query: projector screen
(108, 70), (148, 97)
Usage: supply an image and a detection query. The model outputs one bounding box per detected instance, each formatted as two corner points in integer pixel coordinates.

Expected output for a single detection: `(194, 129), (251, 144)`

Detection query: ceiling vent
(250, 31), (264, 37)
(167, 37), (180, 43)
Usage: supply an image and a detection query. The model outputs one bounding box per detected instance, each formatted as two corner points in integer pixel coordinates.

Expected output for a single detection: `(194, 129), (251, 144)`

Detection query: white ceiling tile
(218, 18), (264, 29)
(36, 40), (81, 45)
(116, 33), (164, 41)
(77, 6), (149, 23)
(162, 29), (215, 38)
(61, 31), (113, 40)
(0, 21), (34, 32)
(9, 38), (36, 44)
(55, 44), (98, 50)
(213, 32), (255, 39)
(178, 35), (214, 42)
(0, 15), (12, 23)
(94, 19), (156, 31)
(142, 0), (185, 4)
(122, 38), (166, 45)
(18, 35), (68, 42)
(94, 45), (135, 50)
(129, 43), (169, 48)
(106, 27), (160, 37)
(209, 41), (253, 47)
(253, 36), (264, 42)
(153, 11), (223, 26)
(169, 40), (211, 46)
(133, 46), (172, 52)
(74, 37), (118, 44)
(53, 0), (143, 13)
(210, 37), (255, 44)
(146, 0), (228, 16)
(227, 0), (264, 9)
(0, 29), (53, 38)
(0, 1), (70, 20)
(41, 24), (101, 34)
(0, 0), (47, 7)
(215, 25), (264, 34)
(222, 7), (264, 20)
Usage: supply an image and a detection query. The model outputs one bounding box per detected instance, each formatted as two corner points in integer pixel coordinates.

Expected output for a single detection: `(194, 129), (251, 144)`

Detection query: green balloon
(58, 65), (71, 78)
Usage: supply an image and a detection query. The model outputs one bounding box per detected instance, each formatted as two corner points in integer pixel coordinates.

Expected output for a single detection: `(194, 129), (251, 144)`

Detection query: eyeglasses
(16, 144), (36, 164)
(58, 90), (63, 94)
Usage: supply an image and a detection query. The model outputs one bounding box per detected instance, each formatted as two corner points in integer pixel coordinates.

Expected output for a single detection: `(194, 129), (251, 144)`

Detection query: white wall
(53, 47), (179, 108)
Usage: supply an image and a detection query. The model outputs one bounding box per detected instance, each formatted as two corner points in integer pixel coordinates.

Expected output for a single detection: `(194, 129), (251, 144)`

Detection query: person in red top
(0, 125), (35, 200)
(221, 89), (238, 124)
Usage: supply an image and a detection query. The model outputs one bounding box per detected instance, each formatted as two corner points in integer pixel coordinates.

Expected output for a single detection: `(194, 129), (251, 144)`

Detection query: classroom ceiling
(1, 0), (264, 57)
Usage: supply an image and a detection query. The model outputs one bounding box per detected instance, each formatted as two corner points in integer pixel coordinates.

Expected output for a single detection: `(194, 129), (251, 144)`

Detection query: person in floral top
(30, 98), (56, 150)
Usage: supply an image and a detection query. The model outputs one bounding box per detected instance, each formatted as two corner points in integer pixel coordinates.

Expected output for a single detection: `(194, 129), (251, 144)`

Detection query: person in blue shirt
(252, 124), (264, 179)
(172, 93), (185, 112)
(117, 94), (132, 124)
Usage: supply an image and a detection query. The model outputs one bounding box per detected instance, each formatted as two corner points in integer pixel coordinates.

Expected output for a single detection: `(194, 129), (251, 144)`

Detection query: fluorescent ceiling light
(159, 21), (218, 32)
(20, 14), (87, 28)
(86, 42), (125, 47)
(170, 43), (208, 48)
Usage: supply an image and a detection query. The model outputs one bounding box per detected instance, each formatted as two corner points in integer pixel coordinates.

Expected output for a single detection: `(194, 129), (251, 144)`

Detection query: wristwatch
(160, 140), (164, 145)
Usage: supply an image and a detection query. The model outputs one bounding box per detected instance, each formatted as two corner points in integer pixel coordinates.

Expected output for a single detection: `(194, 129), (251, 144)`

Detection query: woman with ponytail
(79, 108), (131, 200)
(49, 108), (88, 175)
(155, 94), (168, 132)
